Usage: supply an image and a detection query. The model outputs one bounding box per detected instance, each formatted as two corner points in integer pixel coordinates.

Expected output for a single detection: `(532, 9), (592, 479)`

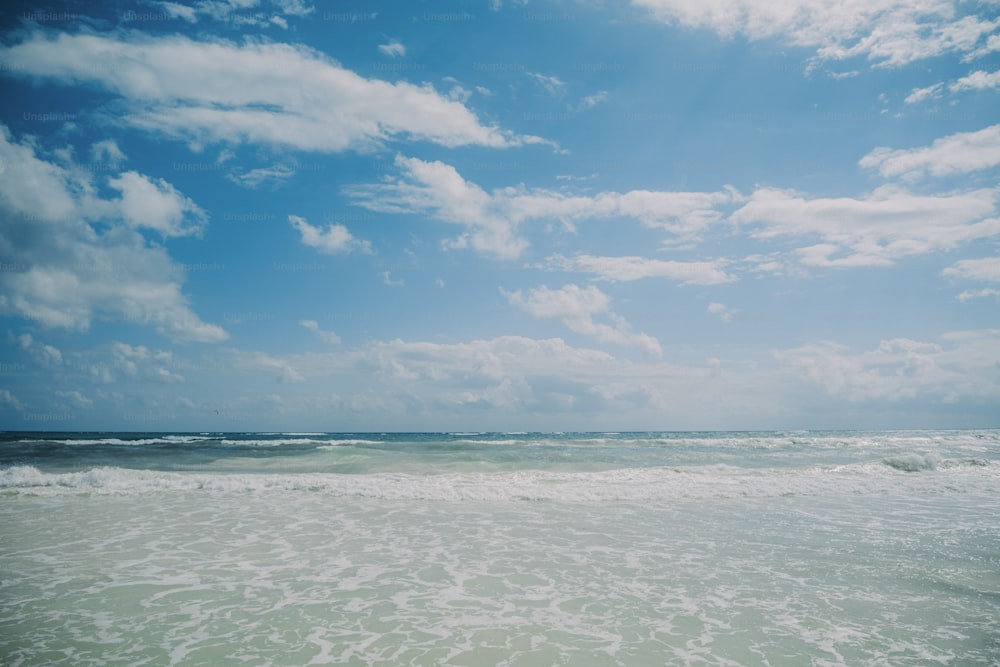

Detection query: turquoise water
(2, 431), (999, 665)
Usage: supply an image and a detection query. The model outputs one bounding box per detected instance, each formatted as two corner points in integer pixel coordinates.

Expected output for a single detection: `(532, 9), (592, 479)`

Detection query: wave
(882, 454), (938, 472)
(455, 439), (524, 446)
(2, 459), (997, 500)
(317, 439), (384, 448)
(49, 435), (215, 446)
(218, 438), (328, 447)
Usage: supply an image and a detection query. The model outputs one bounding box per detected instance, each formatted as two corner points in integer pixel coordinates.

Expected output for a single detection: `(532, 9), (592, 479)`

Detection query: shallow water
(2, 431), (999, 665)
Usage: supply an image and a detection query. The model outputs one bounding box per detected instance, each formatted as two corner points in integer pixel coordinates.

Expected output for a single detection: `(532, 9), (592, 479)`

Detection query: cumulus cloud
(776, 330), (1000, 404)
(859, 124), (1000, 180)
(0, 125), (226, 343)
(90, 139), (126, 165)
(289, 215), (371, 254)
(502, 284), (662, 356)
(16, 333), (63, 367)
(0, 31), (543, 152)
(109, 171), (207, 237)
(632, 0), (1000, 69)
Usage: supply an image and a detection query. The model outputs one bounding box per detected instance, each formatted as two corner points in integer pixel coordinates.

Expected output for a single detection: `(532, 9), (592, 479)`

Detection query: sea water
(1, 431), (998, 665)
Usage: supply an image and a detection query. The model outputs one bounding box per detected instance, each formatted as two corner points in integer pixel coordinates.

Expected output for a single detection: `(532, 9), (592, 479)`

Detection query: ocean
(1, 430), (998, 666)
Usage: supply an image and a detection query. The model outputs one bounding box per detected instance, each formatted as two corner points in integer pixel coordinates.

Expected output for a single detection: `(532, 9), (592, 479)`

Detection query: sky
(0, 0), (998, 431)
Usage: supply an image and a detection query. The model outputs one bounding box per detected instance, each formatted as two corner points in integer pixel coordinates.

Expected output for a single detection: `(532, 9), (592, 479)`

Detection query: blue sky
(1, 0), (998, 431)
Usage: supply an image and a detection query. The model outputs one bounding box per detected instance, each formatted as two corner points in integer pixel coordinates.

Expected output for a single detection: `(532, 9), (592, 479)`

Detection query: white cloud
(0, 32), (542, 152)
(212, 325), (1000, 428)
(346, 155), (527, 259)
(289, 215), (371, 254)
(527, 72), (567, 96)
(227, 163), (297, 189)
(502, 284), (662, 356)
(942, 257), (1000, 282)
(154, 0), (314, 24)
(90, 139), (125, 165)
(572, 91), (609, 112)
(94, 341), (186, 383)
(950, 69), (1000, 93)
(957, 288), (1000, 302)
(904, 82), (944, 104)
(859, 124), (1000, 179)
(109, 171), (207, 237)
(346, 155), (738, 259)
(236, 350), (305, 383)
(0, 389), (25, 412)
(300, 319), (341, 344)
(904, 70), (1000, 105)
(546, 254), (736, 285)
(56, 389), (93, 408)
(17, 333), (63, 367)
(707, 302), (735, 324)
(0, 125), (226, 343)
(632, 0), (1000, 68)
(380, 271), (405, 287)
(378, 40), (406, 58)
(731, 185), (1000, 268)
(274, 0), (314, 17)
(776, 330), (1000, 404)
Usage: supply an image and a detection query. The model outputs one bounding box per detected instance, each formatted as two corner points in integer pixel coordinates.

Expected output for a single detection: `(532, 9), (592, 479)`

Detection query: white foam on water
(218, 438), (326, 447)
(48, 435), (212, 446)
(3, 458), (998, 500)
(317, 439), (383, 446)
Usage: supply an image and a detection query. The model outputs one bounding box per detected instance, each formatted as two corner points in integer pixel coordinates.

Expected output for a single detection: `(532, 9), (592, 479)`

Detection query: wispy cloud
(378, 40), (406, 58)
(346, 155), (738, 259)
(546, 254), (735, 286)
(300, 319), (341, 344)
(859, 124), (1000, 179)
(632, 0), (1000, 69)
(942, 257), (1000, 282)
(731, 185), (1000, 268)
(502, 284), (662, 356)
(0, 32), (543, 152)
